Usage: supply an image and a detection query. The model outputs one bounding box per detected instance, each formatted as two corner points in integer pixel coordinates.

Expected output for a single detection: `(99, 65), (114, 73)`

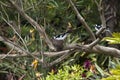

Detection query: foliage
(0, 0), (120, 79)
(46, 64), (93, 80)
(103, 32), (120, 44)
(0, 58), (37, 80)
(101, 65), (120, 80)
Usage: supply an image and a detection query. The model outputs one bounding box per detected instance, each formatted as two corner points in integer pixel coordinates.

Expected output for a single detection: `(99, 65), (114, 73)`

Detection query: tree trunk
(103, 0), (118, 34)
(102, 0), (120, 49)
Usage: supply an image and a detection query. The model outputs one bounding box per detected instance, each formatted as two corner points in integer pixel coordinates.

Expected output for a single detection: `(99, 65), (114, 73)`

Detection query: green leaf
(112, 32), (120, 38)
(95, 63), (105, 77)
(103, 32), (120, 44)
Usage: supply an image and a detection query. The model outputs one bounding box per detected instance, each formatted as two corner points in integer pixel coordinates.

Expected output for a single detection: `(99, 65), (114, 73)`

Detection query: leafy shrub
(103, 32), (120, 44)
(101, 65), (120, 80)
(46, 64), (93, 80)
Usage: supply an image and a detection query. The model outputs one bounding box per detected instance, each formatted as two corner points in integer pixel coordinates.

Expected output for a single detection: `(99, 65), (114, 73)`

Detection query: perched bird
(51, 22), (81, 51)
(94, 24), (112, 37)
(53, 32), (68, 40)
(94, 24), (102, 31)
(52, 32), (69, 51)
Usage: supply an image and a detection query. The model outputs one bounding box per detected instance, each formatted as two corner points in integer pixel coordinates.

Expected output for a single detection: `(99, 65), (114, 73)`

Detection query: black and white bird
(51, 27), (79, 51)
(94, 24), (104, 38)
(94, 24), (102, 31)
(52, 32), (69, 51)
(94, 24), (112, 37)
(53, 32), (68, 40)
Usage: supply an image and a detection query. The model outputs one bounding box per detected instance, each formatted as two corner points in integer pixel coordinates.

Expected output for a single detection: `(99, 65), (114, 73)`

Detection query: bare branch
(0, 50), (71, 59)
(67, 0), (96, 40)
(88, 38), (101, 48)
(1, 37), (120, 58)
(93, 45), (120, 58)
(47, 49), (76, 67)
(43, 50), (71, 57)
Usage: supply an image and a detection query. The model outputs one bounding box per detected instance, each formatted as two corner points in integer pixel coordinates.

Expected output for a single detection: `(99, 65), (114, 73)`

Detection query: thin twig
(47, 49), (76, 67)
(1, 46), (14, 59)
(0, 1), (12, 8)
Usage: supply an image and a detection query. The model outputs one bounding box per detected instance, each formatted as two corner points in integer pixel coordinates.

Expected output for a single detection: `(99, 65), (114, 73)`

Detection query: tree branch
(67, 0), (96, 40)
(93, 45), (120, 58)
(44, 49), (76, 67)
(0, 50), (71, 58)
(1, 36), (120, 58)
(8, 0), (56, 51)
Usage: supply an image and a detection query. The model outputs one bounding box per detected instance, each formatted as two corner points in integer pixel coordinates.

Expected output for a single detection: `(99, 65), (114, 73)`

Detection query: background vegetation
(0, 0), (120, 80)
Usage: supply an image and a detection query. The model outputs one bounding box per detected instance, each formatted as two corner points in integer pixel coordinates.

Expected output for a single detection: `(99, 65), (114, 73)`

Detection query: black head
(94, 24), (102, 31)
